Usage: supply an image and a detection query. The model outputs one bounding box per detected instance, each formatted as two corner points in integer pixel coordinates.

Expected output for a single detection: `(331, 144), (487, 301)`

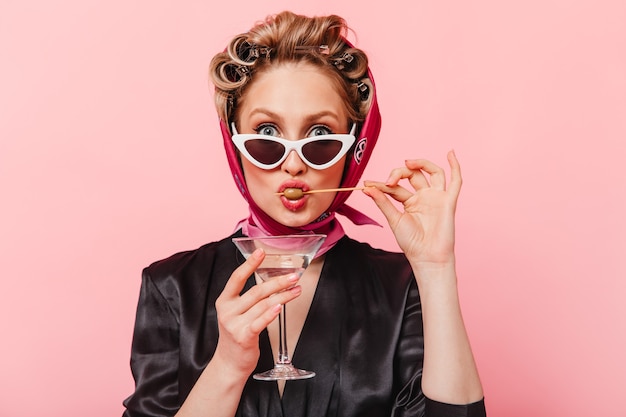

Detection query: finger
(362, 186), (403, 229)
(238, 272), (301, 311)
(222, 248), (265, 298)
(249, 303), (283, 334)
(363, 180), (414, 202)
(404, 159), (447, 190)
(219, 278), (302, 338)
(385, 166), (430, 190)
(447, 150), (463, 196)
(244, 281), (303, 316)
(246, 285), (302, 334)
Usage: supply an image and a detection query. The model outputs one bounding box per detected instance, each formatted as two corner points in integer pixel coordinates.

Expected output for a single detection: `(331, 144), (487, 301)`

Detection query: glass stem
(277, 304), (290, 364)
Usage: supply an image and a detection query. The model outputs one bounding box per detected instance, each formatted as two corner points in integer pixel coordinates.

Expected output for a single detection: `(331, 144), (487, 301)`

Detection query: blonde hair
(209, 11), (373, 128)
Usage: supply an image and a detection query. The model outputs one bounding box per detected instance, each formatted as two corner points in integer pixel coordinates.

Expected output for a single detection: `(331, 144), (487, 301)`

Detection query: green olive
(283, 188), (304, 200)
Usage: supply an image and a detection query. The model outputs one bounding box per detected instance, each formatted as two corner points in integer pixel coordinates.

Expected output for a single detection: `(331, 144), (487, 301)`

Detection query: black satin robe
(122, 232), (486, 416)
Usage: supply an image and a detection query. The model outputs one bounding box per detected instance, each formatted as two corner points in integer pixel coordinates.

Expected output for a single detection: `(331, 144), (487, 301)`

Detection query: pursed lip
(278, 180), (310, 211)
(278, 180), (310, 194)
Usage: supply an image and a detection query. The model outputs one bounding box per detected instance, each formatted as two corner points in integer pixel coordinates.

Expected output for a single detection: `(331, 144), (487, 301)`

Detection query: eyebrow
(247, 108), (342, 125)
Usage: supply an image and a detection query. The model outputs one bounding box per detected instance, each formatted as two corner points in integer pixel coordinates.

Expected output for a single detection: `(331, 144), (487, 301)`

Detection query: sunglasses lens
(302, 140), (343, 166)
(244, 139), (286, 165)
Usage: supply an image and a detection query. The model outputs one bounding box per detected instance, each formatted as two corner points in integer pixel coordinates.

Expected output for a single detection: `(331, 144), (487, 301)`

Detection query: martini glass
(232, 234), (326, 380)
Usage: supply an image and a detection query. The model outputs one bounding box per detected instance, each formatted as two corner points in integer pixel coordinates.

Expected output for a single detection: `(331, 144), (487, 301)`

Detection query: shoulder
(336, 235), (411, 270)
(332, 235), (415, 289)
(326, 236), (419, 321)
(142, 232), (241, 290)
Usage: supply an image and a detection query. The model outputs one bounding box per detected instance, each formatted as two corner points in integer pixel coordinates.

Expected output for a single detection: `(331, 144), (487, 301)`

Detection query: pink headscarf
(222, 51), (382, 257)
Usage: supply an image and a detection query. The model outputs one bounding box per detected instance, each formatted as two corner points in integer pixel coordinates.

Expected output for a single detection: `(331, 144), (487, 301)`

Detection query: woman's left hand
(365, 151), (484, 404)
(363, 150), (462, 268)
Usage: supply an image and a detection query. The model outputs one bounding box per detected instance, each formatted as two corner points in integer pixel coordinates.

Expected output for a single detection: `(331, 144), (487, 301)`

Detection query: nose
(281, 149), (307, 176)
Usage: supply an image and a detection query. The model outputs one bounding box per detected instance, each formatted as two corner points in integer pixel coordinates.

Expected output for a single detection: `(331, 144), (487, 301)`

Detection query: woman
(123, 11), (486, 417)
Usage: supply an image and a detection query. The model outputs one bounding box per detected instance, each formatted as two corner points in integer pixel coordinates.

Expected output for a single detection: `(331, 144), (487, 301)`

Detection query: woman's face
(235, 62), (350, 228)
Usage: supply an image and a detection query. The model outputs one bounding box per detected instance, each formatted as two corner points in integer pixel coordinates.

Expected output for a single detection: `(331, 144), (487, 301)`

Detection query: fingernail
(290, 285), (302, 294)
(253, 248), (264, 258)
(288, 273), (300, 282)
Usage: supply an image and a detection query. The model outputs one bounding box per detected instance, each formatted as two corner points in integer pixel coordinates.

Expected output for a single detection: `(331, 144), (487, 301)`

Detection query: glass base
(253, 363), (316, 381)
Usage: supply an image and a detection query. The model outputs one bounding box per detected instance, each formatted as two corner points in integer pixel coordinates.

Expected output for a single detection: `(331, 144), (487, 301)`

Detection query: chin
(276, 217), (314, 228)
(272, 211), (320, 228)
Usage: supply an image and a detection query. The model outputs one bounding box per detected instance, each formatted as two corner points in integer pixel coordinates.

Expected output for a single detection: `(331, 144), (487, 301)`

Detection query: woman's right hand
(177, 248), (300, 416)
(213, 248), (302, 377)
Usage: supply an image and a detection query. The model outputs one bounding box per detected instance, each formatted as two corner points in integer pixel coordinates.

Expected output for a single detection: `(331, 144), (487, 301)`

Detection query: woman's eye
(256, 124), (279, 137)
(308, 126), (332, 137)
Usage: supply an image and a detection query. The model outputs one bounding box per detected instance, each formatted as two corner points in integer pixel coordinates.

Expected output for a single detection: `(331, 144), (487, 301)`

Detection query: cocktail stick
(276, 186), (364, 199)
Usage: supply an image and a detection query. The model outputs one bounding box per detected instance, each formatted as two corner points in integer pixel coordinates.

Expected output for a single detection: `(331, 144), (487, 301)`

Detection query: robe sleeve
(391, 276), (487, 417)
(122, 270), (181, 417)
(425, 398), (486, 416)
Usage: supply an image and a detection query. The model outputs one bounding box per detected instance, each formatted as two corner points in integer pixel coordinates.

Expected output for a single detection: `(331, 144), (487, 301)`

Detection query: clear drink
(255, 254), (310, 281)
(232, 234), (326, 380)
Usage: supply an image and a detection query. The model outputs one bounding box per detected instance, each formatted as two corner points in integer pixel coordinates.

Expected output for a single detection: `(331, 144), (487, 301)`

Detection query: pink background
(1, 0), (624, 415)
